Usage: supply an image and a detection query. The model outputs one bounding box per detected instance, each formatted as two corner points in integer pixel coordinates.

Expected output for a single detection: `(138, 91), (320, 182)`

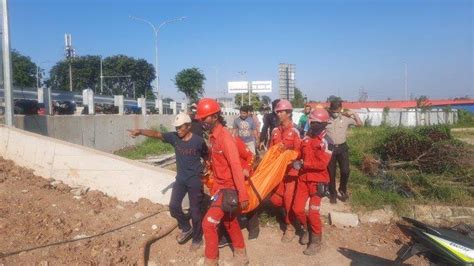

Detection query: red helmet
(275, 99), (293, 112)
(308, 109), (330, 123)
(195, 98), (221, 120)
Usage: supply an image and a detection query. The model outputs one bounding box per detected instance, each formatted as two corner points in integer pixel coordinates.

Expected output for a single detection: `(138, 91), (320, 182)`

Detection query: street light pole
(129, 15), (186, 99)
(238, 71), (246, 106)
(404, 62), (408, 100)
(100, 57), (103, 94)
(36, 60), (50, 89)
(2, 0), (13, 126)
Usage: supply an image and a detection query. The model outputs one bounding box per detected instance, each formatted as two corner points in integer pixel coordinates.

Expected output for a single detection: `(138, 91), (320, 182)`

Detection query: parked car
(81, 103), (118, 115)
(53, 100), (76, 115)
(124, 105), (142, 114)
(14, 99), (39, 115)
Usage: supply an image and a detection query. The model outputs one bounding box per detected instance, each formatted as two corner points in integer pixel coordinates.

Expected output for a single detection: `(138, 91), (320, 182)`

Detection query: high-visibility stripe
(424, 232), (474, 263)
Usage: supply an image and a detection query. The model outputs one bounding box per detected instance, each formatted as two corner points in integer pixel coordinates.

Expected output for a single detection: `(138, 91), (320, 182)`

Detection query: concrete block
(451, 206), (474, 218)
(359, 209), (394, 225)
(431, 206), (453, 220)
(413, 205), (433, 222)
(329, 211), (359, 228)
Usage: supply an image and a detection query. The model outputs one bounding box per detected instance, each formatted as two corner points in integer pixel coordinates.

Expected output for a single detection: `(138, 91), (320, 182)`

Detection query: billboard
(227, 81), (249, 93)
(251, 81), (272, 93)
(228, 81), (272, 93)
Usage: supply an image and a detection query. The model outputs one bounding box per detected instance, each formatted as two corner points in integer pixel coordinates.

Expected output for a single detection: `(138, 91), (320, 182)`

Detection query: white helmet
(173, 113), (192, 127)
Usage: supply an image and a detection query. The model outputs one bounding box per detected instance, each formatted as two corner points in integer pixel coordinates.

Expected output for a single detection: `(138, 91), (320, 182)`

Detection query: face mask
(308, 123), (326, 137)
(331, 112), (340, 119)
(202, 122), (212, 131)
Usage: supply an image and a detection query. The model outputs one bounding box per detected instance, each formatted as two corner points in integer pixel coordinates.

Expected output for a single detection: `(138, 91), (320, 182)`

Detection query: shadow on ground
(338, 247), (400, 266)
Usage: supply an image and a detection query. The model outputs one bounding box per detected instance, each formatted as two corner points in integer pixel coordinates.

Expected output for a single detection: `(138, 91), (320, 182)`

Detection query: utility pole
(65, 34), (75, 92)
(238, 70), (246, 106)
(100, 57), (103, 94)
(36, 66), (40, 89)
(36, 60), (50, 90)
(2, 0), (13, 126)
(404, 62), (408, 100)
(68, 63), (73, 91)
(132, 81), (136, 99)
(248, 80), (252, 106)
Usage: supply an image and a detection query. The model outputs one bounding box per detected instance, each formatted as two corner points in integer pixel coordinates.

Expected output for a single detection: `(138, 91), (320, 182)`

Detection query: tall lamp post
(129, 15), (186, 99)
(238, 70), (246, 106)
(36, 60), (50, 89)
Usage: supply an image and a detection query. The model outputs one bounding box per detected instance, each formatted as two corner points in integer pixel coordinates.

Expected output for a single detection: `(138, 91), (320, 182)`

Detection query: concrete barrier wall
(0, 125), (178, 205)
(13, 114), (237, 152)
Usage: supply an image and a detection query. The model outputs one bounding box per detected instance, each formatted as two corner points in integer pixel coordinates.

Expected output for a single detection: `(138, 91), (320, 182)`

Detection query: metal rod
(100, 57), (103, 94)
(2, 0), (14, 126)
(69, 62), (73, 91)
(36, 66), (40, 89)
(404, 62), (408, 100)
(248, 81), (251, 106)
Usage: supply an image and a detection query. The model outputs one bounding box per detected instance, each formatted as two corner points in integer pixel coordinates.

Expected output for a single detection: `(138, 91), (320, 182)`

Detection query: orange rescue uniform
(293, 132), (332, 235)
(269, 123), (301, 225)
(202, 124), (249, 260)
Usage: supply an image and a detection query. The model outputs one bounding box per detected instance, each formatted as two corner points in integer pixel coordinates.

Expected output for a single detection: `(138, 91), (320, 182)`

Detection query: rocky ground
(0, 157), (429, 265)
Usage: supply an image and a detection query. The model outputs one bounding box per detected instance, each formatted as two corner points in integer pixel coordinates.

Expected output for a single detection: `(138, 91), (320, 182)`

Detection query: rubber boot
(204, 258), (218, 266)
(303, 233), (322, 256)
(233, 248), (249, 265)
(300, 230), (309, 245)
(281, 225), (296, 243)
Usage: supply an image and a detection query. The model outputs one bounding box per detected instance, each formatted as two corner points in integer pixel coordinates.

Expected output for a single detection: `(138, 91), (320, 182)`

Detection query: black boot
(300, 230), (309, 245)
(303, 233), (322, 256)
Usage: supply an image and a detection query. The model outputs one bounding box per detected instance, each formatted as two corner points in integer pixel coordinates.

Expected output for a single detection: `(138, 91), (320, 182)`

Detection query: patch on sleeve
(207, 216), (220, 224)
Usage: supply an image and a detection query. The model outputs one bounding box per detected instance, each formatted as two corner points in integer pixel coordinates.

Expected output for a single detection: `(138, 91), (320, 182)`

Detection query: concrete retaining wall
(14, 115), (175, 152)
(0, 125), (177, 205)
(13, 114), (237, 152)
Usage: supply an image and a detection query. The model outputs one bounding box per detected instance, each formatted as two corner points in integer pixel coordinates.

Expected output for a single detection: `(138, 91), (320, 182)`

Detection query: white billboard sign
(251, 81), (272, 93)
(228, 81), (249, 93)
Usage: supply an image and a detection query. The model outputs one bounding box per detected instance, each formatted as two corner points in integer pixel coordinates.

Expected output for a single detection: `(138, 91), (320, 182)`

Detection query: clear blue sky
(10, 0), (473, 101)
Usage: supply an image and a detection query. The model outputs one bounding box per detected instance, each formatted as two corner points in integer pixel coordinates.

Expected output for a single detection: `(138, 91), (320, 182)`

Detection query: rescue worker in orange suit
(218, 135), (260, 248)
(196, 98), (250, 266)
(233, 135), (260, 238)
(269, 99), (302, 242)
(292, 108), (332, 255)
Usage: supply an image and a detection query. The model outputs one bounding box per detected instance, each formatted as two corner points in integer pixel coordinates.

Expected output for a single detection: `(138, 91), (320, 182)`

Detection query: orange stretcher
(202, 145), (298, 213)
(242, 145), (298, 213)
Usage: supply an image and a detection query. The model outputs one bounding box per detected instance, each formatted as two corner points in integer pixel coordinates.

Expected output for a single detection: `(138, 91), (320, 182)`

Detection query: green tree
(102, 55), (155, 99)
(261, 95), (271, 106)
(47, 55), (155, 99)
(11, 50), (39, 88)
(48, 55), (101, 92)
(291, 87), (305, 108)
(174, 68), (206, 103)
(234, 92), (261, 111)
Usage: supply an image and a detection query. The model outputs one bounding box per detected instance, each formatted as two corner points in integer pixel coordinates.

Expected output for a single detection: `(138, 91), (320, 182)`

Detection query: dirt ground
(0, 157), (428, 265)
